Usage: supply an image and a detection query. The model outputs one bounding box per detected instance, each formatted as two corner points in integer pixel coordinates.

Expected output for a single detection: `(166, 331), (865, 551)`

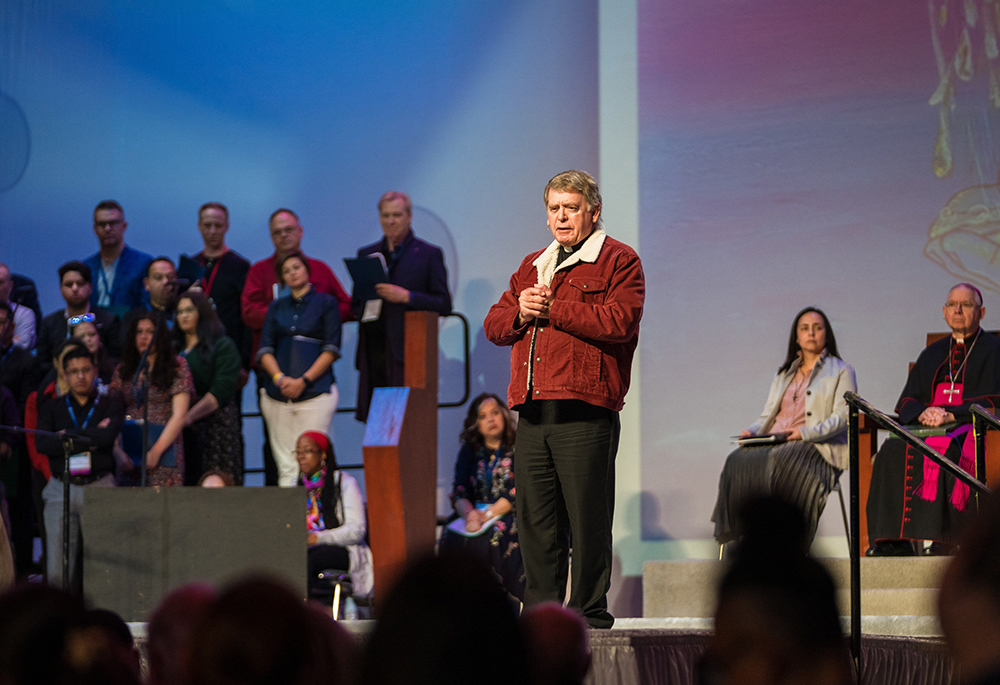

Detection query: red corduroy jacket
(484, 231), (644, 412)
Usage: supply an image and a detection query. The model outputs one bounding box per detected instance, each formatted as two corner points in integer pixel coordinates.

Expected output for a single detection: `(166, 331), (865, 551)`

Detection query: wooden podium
(362, 311), (439, 608)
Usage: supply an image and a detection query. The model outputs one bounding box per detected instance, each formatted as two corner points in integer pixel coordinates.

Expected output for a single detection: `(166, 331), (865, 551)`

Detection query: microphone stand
(0, 424), (92, 591)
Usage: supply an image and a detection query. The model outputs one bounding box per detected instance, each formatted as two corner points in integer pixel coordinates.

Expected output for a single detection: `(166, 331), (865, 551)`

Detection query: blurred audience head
(0, 584), (139, 685)
(359, 552), (530, 685)
(939, 497), (1000, 683)
(701, 497), (850, 685)
(187, 575), (342, 685)
(521, 602), (591, 685)
(148, 582), (218, 685)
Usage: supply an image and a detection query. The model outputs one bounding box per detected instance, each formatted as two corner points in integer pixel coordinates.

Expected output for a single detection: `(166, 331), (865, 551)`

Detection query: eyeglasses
(292, 449), (322, 457)
(68, 313), (95, 326)
(94, 220), (124, 230)
(945, 301), (979, 310)
(175, 307), (198, 316)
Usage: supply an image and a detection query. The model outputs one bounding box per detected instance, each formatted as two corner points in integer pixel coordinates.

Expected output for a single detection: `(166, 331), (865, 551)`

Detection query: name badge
(362, 298), (383, 323)
(68, 452), (92, 476)
(932, 382), (964, 406)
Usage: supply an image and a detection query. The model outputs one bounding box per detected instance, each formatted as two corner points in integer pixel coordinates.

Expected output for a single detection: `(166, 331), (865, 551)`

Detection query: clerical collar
(953, 328), (981, 345)
(561, 229), (594, 255)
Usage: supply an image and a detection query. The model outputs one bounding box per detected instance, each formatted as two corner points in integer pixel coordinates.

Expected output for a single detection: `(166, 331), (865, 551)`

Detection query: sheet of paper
(362, 298), (382, 322)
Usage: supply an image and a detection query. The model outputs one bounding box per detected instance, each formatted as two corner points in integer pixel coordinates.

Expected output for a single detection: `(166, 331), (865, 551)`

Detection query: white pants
(259, 386), (339, 487)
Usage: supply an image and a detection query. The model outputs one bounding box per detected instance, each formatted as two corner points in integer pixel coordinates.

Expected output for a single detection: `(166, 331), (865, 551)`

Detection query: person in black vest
(37, 261), (120, 375)
(36, 345), (125, 592)
(352, 191), (451, 422)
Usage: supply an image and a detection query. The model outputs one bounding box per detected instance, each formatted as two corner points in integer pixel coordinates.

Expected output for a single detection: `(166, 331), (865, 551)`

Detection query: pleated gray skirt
(712, 441), (839, 544)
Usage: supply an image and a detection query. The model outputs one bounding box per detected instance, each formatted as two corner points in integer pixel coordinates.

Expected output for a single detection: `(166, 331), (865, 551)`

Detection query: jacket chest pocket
(564, 276), (608, 301)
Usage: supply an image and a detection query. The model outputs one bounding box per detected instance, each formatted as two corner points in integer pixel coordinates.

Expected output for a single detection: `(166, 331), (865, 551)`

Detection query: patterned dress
(439, 443), (525, 601)
(111, 356), (194, 487)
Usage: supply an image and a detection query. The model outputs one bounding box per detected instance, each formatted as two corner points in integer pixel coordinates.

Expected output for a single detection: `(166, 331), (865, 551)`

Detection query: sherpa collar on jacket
(533, 229), (607, 286)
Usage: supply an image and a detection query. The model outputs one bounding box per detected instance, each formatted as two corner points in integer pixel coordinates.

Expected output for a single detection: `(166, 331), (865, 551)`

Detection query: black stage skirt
(866, 435), (973, 545)
(712, 441), (839, 544)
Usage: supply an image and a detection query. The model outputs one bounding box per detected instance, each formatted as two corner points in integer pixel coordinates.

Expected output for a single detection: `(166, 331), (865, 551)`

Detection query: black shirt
(36, 389), (125, 478)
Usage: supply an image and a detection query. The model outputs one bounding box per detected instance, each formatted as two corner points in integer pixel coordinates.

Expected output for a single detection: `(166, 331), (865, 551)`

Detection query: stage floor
(128, 621), (956, 685)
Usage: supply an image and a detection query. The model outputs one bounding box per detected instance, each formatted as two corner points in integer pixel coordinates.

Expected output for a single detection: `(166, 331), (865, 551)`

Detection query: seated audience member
(713, 307), (857, 548)
(303, 600), (360, 685)
(187, 576), (343, 685)
(198, 469), (234, 487)
(939, 497), (1000, 685)
(84, 200), (153, 318)
(177, 202), (252, 369)
(359, 553), (531, 685)
(111, 312), (192, 487)
(257, 252), (342, 487)
(241, 208), (351, 486)
(353, 191), (452, 421)
(36, 345), (125, 592)
(521, 602), (592, 685)
(84, 608), (142, 681)
(0, 302), (41, 414)
(37, 261), (120, 373)
(120, 257), (180, 343)
(0, 585), (140, 685)
(700, 497), (852, 685)
(295, 430), (372, 602)
(0, 263), (36, 350)
(147, 583), (218, 685)
(174, 291), (243, 485)
(867, 283), (1000, 556)
(439, 392), (525, 601)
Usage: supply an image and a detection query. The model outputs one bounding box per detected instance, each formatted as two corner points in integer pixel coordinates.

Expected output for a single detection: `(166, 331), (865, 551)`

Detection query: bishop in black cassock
(867, 284), (1000, 553)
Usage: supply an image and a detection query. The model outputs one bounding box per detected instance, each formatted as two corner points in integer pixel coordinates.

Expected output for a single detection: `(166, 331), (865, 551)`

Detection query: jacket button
(583, 283), (588, 288)
(523, 362), (527, 366)
(536, 357), (541, 362)
(535, 390), (540, 395)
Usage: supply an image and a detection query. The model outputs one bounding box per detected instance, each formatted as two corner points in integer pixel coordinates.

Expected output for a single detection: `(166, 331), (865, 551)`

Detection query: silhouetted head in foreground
(701, 497), (851, 685)
(360, 552), (531, 685)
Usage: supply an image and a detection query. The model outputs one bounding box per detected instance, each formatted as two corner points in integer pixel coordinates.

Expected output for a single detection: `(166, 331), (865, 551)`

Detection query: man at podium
(485, 170), (644, 629)
(867, 283), (1000, 556)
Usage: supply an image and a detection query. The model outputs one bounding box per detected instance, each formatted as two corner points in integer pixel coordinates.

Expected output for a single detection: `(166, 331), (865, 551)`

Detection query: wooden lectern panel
(362, 311), (440, 610)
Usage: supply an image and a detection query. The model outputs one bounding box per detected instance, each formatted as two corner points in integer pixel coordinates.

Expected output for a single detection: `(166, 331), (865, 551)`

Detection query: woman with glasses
(172, 290), (244, 485)
(296, 430), (372, 603)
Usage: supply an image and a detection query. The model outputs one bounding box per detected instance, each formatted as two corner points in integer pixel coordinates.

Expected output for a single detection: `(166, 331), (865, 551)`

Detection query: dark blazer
(352, 230), (451, 421)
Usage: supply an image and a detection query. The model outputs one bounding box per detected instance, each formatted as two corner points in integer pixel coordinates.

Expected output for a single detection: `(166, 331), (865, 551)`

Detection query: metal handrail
(846, 391), (990, 683)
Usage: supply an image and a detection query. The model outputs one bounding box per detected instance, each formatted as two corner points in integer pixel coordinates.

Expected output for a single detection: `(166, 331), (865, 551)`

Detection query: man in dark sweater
(36, 345), (124, 592)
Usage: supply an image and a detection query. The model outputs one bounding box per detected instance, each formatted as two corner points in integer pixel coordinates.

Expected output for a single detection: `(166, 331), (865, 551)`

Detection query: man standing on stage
(84, 200), (153, 319)
(179, 202), (251, 369)
(352, 191), (451, 422)
(241, 208), (351, 485)
(485, 170), (644, 628)
(867, 283), (1000, 556)
(36, 345), (124, 591)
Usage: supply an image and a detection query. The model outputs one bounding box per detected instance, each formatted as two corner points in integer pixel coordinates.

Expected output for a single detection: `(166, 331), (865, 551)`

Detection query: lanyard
(201, 249), (228, 296)
(96, 262), (115, 305)
(66, 394), (98, 430)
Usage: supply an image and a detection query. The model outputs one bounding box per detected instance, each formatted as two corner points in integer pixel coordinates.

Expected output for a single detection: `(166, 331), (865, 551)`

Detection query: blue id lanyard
(66, 395), (98, 430)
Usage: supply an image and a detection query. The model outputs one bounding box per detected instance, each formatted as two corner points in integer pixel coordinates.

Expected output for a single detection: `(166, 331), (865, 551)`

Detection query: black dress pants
(514, 399), (620, 629)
